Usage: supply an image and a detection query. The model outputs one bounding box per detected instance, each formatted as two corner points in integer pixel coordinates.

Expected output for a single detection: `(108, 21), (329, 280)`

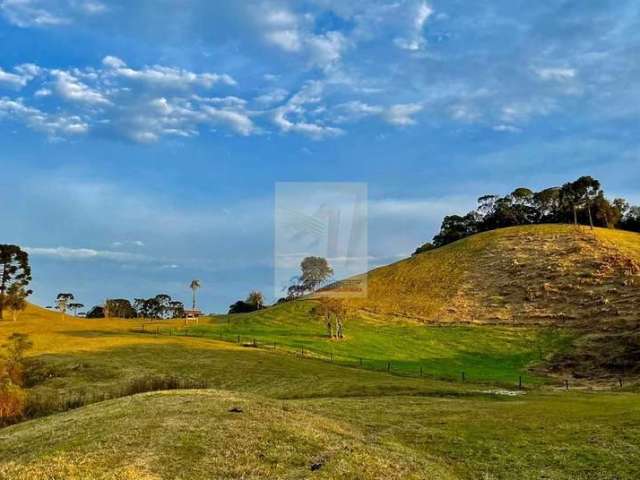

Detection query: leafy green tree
(228, 300), (258, 314)
(0, 245), (32, 321)
(413, 242), (435, 255)
(433, 213), (479, 247)
(246, 291), (265, 309)
(4, 285), (28, 322)
(68, 303), (85, 316)
(620, 206), (640, 232)
(300, 256), (333, 292)
(55, 293), (74, 319)
(86, 306), (105, 318)
(105, 299), (136, 318)
(169, 301), (185, 318)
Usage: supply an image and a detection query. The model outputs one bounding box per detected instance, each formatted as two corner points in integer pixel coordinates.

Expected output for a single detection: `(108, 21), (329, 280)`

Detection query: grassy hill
(335, 224), (640, 327)
(0, 224), (639, 478)
(191, 225), (639, 381)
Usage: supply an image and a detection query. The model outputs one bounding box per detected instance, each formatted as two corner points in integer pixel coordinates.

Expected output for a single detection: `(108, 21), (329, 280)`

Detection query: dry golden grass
(0, 303), (239, 356)
(339, 225), (640, 327)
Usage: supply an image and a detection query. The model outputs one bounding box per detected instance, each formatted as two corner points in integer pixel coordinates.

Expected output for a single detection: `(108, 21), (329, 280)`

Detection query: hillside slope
(338, 225), (640, 328)
(0, 390), (453, 480)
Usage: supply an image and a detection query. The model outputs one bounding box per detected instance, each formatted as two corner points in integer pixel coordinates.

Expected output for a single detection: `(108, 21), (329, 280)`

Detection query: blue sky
(0, 0), (638, 313)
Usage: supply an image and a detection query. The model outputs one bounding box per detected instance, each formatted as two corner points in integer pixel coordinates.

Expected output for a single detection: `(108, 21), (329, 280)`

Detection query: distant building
(184, 309), (203, 319)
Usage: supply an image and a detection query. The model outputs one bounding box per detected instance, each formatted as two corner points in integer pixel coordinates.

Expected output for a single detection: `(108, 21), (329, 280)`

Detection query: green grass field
(181, 300), (574, 386)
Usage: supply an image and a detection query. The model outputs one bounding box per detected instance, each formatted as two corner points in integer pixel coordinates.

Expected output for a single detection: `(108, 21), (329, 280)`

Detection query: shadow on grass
(17, 341), (525, 426)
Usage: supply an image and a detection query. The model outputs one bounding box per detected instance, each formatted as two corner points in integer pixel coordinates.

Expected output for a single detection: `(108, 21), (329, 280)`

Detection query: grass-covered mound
(335, 225), (640, 327)
(0, 389), (454, 480)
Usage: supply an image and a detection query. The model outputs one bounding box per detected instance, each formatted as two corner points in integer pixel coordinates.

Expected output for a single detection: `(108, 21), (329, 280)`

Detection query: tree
(287, 283), (306, 300)
(169, 301), (185, 319)
(189, 280), (201, 311)
(104, 299), (136, 318)
(413, 242), (435, 256)
(433, 213), (479, 247)
(0, 333), (32, 424)
(4, 285), (28, 322)
(0, 245), (32, 321)
(246, 291), (265, 309)
(311, 297), (348, 340)
(86, 306), (105, 318)
(228, 300), (258, 314)
(300, 257), (333, 292)
(559, 176), (601, 227)
(68, 303), (85, 316)
(154, 294), (172, 319)
(620, 206), (640, 232)
(418, 176), (635, 251)
(55, 293), (74, 319)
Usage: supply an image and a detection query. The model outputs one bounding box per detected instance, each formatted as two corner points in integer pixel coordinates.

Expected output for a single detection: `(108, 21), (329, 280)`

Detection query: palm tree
(189, 280), (201, 311)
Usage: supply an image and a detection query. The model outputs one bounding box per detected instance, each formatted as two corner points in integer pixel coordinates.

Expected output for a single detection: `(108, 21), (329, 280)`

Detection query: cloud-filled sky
(0, 0), (638, 312)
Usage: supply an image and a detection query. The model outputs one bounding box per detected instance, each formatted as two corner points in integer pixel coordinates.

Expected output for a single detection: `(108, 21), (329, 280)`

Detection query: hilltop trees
(68, 303), (85, 316)
(228, 290), (266, 314)
(105, 299), (136, 318)
(426, 176), (638, 249)
(55, 293), (74, 319)
(0, 245), (32, 321)
(246, 291), (265, 309)
(286, 257), (334, 299)
(300, 257), (333, 291)
(133, 294), (183, 319)
(620, 206), (640, 232)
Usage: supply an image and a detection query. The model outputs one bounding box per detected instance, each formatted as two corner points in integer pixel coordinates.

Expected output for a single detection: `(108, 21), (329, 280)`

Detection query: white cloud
(255, 88), (289, 105)
(0, 63), (40, 89)
(102, 56), (236, 89)
(0, 0), (107, 27)
(25, 246), (149, 262)
(202, 106), (255, 136)
(492, 124), (522, 133)
(0, 97), (88, 137)
(51, 70), (110, 105)
(384, 103), (423, 126)
(450, 104), (480, 122)
(0, 67), (28, 89)
(259, 6), (348, 68)
(307, 31), (348, 65)
(500, 100), (556, 123)
(0, 0), (69, 26)
(535, 67), (577, 81)
(265, 30), (302, 52)
(272, 81), (344, 139)
(393, 1), (433, 51)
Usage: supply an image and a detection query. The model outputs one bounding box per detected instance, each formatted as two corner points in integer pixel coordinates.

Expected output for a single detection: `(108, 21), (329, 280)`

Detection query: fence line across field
(129, 324), (550, 390)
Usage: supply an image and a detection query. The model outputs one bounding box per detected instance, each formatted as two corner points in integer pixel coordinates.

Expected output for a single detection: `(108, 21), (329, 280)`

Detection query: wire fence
(129, 323), (542, 390)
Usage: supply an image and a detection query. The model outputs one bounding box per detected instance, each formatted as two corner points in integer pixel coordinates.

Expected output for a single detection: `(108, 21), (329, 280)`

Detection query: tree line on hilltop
(415, 176), (640, 253)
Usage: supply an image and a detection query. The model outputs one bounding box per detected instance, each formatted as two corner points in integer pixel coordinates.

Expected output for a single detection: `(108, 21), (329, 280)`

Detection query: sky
(0, 0), (638, 313)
